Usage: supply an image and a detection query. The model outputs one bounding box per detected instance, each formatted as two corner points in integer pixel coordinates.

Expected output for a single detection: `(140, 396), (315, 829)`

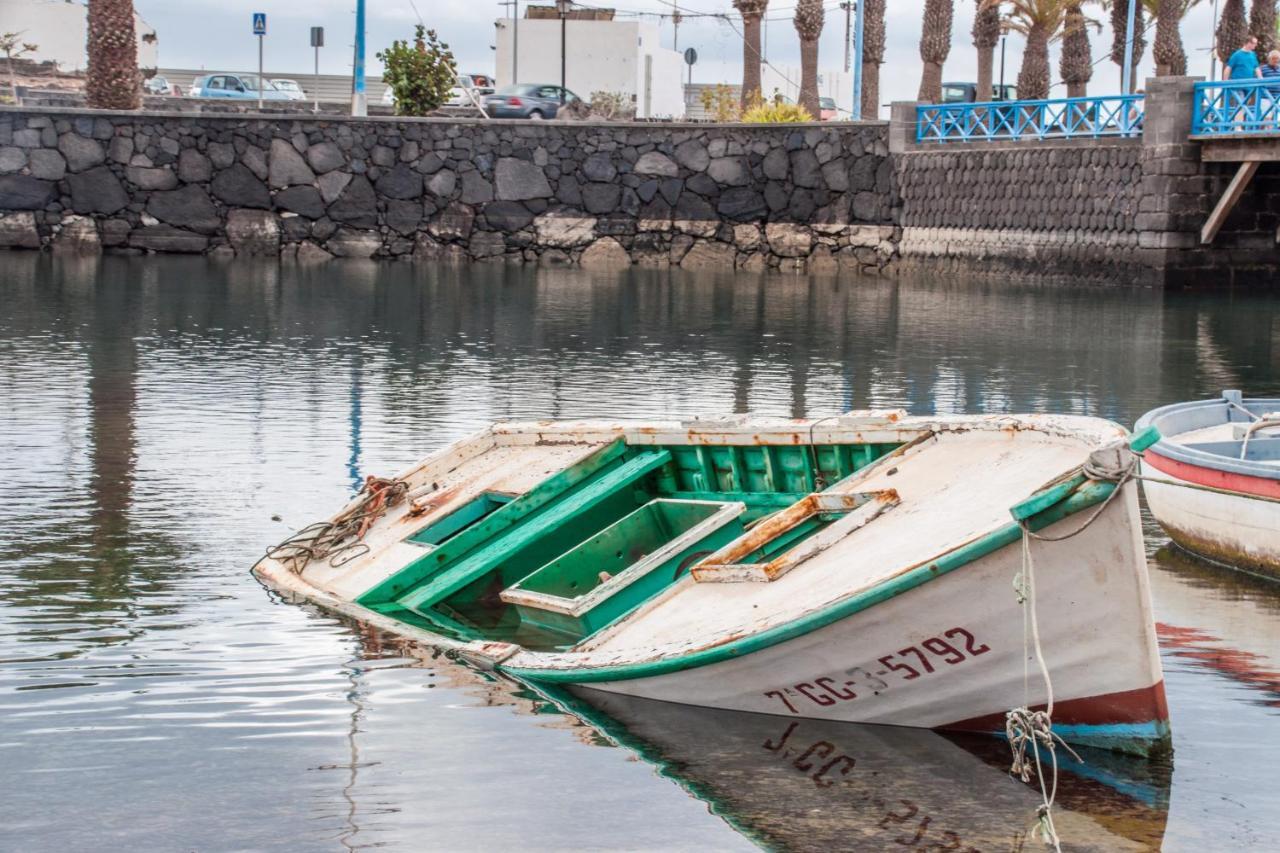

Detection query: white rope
(1005, 443), (1132, 849)
(1008, 530), (1082, 852)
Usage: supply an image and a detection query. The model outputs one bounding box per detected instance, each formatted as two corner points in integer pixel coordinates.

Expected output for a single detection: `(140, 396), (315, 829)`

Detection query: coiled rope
(265, 476), (408, 574)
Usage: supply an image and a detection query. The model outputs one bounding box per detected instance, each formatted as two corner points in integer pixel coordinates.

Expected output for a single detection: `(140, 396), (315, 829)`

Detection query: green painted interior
(407, 491), (514, 546)
(507, 500), (747, 640)
(359, 439), (901, 650)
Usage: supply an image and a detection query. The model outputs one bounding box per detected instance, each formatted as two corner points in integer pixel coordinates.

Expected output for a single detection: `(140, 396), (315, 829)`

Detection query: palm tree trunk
(1154, 0), (1187, 76)
(742, 14), (763, 108)
(917, 0), (954, 104)
(1250, 0), (1277, 62)
(794, 0), (824, 119)
(1217, 0), (1248, 65)
(86, 0), (141, 110)
(1017, 22), (1051, 101)
(972, 0), (1001, 102)
(861, 0), (886, 118)
(1060, 2), (1093, 97)
(799, 37), (820, 118)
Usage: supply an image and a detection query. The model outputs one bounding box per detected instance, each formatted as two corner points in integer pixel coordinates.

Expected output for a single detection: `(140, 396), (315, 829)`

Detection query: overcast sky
(135, 0), (1223, 112)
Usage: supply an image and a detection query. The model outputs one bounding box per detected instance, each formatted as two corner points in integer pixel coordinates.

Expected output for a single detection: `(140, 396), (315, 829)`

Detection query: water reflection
(554, 688), (1172, 852)
(0, 253), (1277, 850)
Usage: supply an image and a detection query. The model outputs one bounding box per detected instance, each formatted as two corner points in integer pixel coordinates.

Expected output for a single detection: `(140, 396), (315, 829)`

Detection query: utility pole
(841, 1), (852, 73)
(673, 10), (682, 52)
(1121, 0), (1138, 96)
(352, 0), (367, 116)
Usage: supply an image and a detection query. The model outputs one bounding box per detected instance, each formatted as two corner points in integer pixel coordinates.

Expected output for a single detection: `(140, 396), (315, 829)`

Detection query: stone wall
(0, 108), (899, 273)
(894, 140), (1145, 280)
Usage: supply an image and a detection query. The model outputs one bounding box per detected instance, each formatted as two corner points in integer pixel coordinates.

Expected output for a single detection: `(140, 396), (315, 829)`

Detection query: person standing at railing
(1224, 36), (1262, 131)
(1262, 51), (1280, 92)
(1225, 36), (1261, 80)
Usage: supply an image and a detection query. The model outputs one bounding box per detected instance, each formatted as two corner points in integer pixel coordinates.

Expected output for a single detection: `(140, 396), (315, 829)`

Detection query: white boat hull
(1141, 458), (1280, 578)
(538, 483), (1168, 755)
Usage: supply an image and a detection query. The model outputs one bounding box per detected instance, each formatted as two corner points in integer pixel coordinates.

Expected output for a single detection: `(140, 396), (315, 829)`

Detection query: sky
(132, 0), (1225, 113)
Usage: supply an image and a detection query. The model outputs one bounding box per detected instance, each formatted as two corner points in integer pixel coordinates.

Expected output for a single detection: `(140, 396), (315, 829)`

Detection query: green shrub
(377, 26), (456, 116)
(742, 100), (811, 124)
(699, 83), (740, 122)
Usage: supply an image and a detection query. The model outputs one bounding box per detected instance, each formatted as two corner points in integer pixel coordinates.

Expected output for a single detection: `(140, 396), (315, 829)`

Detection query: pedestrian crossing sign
(252, 13), (267, 36)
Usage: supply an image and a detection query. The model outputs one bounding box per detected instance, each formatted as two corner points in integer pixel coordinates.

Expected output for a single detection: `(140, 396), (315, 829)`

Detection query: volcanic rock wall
(0, 109), (899, 273)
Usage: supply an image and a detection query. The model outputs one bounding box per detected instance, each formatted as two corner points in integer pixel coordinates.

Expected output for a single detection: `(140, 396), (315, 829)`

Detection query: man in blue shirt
(1226, 35), (1261, 80)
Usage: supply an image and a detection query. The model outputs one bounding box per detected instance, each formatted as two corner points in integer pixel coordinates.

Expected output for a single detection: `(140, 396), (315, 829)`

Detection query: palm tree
(793, 0), (824, 118)
(918, 0), (955, 103)
(996, 0), (1097, 100)
(973, 0), (1003, 101)
(1109, 0), (1147, 91)
(85, 0), (141, 110)
(1249, 0), (1276, 62)
(1216, 0), (1247, 64)
(733, 0), (769, 108)
(1151, 0), (1202, 75)
(861, 0), (886, 117)
(1060, 2), (1094, 96)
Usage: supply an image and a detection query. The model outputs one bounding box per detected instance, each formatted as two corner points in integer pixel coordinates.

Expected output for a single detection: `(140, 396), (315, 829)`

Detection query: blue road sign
(252, 13), (267, 36)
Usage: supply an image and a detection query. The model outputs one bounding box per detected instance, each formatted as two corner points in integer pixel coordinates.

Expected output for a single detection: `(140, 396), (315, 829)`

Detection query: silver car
(484, 84), (583, 119)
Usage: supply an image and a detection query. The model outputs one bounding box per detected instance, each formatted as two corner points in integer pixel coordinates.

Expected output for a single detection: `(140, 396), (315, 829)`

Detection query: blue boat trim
(1135, 392), (1280, 481)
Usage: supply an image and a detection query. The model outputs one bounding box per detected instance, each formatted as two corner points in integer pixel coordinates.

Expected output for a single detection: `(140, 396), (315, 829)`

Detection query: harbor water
(1, 254), (1277, 851)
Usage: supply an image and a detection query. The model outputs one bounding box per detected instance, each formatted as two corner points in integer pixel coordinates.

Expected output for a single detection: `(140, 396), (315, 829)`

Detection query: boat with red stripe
(1136, 391), (1280, 579)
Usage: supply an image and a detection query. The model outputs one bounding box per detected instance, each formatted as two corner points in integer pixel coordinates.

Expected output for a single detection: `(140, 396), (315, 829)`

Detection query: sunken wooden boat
(1136, 391), (1280, 579)
(254, 412), (1170, 755)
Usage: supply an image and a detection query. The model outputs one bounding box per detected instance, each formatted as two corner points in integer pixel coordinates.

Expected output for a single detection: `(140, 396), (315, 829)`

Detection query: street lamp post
(556, 0), (572, 105)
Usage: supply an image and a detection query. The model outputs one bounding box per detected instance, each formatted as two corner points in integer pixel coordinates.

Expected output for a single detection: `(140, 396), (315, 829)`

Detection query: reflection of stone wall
(0, 109), (898, 273)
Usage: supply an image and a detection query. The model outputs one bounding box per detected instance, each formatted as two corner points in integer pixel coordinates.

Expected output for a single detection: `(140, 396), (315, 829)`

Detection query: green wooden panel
(358, 438), (629, 605)
(510, 500), (747, 646)
(407, 492), (513, 546)
(395, 449), (674, 613)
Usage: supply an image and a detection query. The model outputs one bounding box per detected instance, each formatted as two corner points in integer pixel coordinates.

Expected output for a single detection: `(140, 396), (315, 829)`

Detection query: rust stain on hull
(1159, 522), (1280, 581)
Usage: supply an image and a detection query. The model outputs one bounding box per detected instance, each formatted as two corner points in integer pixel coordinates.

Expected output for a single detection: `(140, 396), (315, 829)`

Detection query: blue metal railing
(1192, 78), (1280, 135)
(916, 94), (1145, 143)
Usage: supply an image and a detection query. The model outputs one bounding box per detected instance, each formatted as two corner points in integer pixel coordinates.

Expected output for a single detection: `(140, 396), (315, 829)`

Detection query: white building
(0, 0), (159, 73)
(494, 10), (686, 119)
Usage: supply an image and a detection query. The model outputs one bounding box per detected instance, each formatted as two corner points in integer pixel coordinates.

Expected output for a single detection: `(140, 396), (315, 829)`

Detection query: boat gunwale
(252, 413), (1132, 682)
(1135, 397), (1280, 482)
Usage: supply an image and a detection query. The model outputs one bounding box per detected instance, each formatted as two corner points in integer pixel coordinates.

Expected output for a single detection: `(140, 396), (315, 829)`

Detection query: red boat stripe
(1144, 450), (1280, 500)
(939, 681), (1169, 733)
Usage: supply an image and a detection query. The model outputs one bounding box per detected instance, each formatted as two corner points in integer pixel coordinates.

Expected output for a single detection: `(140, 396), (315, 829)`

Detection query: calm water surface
(1, 254), (1278, 851)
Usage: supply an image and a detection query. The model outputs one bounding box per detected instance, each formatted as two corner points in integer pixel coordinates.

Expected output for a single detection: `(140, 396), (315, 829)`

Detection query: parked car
(143, 75), (172, 96)
(485, 84), (582, 119)
(941, 82), (1017, 104)
(819, 96), (838, 121)
(270, 79), (307, 101)
(447, 75), (483, 107)
(189, 73), (291, 100)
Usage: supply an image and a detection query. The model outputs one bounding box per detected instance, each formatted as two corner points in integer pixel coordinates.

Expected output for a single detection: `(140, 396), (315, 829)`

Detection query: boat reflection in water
(541, 688), (1172, 852)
